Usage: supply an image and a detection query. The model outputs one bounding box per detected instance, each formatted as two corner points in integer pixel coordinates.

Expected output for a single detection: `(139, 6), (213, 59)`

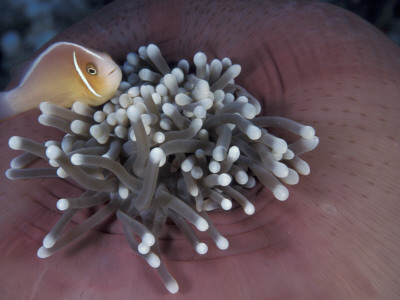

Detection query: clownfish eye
(86, 64), (97, 76)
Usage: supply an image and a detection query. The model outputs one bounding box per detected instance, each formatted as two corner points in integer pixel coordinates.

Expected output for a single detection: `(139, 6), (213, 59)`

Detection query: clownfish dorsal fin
(17, 42), (69, 88)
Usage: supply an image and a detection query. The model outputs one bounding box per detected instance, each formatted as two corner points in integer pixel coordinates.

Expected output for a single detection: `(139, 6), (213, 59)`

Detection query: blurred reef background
(0, 0), (399, 90)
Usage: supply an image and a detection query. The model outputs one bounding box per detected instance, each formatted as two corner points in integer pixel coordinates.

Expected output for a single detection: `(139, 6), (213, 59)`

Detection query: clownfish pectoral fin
(0, 91), (16, 120)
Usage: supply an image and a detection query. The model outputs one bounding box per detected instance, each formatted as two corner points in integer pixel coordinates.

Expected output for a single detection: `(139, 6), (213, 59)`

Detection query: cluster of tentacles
(6, 44), (318, 293)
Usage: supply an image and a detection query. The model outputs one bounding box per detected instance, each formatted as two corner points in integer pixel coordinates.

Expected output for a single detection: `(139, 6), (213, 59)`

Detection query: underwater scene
(0, 0), (399, 299)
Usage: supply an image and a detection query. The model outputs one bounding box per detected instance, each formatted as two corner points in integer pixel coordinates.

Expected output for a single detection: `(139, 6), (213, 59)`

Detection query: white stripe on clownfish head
(73, 51), (102, 98)
(73, 43), (104, 60)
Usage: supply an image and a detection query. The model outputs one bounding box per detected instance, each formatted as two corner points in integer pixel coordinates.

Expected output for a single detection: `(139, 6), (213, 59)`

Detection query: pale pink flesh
(0, 1), (399, 299)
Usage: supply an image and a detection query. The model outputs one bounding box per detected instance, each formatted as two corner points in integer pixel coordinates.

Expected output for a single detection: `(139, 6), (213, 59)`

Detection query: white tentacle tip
(37, 246), (51, 258)
(42, 234), (56, 248)
(165, 279), (179, 294)
(274, 139), (288, 154)
(162, 102), (176, 115)
(149, 147), (165, 164)
(147, 43), (160, 54)
(244, 203), (255, 215)
(56, 198), (69, 211)
(46, 145), (63, 160)
(218, 173), (232, 186)
(216, 237), (229, 250)
(274, 186), (289, 201)
(195, 242), (208, 255)
(221, 199), (232, 210)
(70, 154), (84, 165)
(142, 233), (155, 246)
(147, 253), (161, 268)
(39, 102), (52, 114)
(300, 126), (315, 139)
(4, 169), (12, 179)
(194, 52), (207, 65)
(195, 218), (209, 232)
(247, 126), (262, 140)
(8, 136), (22, 150)
(138, 242), (150, 254)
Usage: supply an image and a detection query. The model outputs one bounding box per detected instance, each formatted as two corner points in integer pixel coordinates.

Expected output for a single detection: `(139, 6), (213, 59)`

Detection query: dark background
(0, 0), (399, 90)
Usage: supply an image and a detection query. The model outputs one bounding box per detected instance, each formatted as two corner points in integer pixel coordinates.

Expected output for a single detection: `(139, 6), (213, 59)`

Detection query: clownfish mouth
(108, 67), (118, 76)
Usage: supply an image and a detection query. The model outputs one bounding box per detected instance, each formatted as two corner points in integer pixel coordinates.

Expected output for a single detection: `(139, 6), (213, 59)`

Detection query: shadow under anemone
(5, 44), (318, 294)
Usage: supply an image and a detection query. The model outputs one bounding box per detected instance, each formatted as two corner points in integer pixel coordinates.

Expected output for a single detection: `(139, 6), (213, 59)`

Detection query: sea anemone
(6, 44), (318, 293)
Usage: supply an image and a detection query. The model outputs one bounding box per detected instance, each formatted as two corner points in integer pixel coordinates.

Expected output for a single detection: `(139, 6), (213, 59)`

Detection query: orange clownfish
(0, 41), (122, 119)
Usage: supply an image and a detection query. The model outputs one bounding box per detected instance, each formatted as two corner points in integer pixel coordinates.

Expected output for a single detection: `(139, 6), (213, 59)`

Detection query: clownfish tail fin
(0, 91), (16, 121)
